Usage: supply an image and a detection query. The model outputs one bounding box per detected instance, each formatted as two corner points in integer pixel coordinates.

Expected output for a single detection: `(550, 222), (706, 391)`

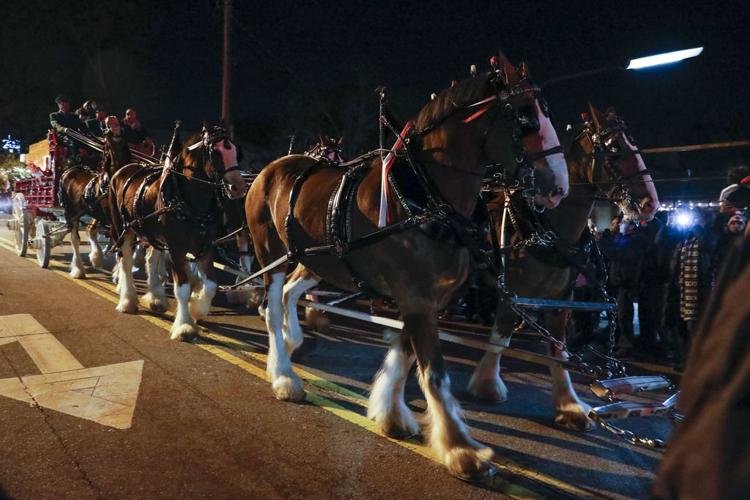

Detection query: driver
(49, 95), (88, 158)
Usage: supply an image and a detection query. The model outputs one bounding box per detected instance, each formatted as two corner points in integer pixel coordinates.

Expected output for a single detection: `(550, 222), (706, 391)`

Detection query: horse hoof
(69, 268), (86, 280)
(445, 446), (495, 482)
(115, 299), (138, 314)
(305, 308), (330, 334)
(467, 377), (508, 403)
(170, 324), (198, 342)
(188, 295), (212, 321)
(272, 375), (305, 402)
(142, 293), (169, 314)
(89, 252), (104, 269)
(283, 335), (304, 356)
(372, 411), (420, 439)
(554, 409), (597, 432)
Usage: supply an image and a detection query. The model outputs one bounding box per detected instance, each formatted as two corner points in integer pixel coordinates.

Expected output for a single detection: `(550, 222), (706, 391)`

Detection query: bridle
(412, 72), (563, 202)
(179, 126), (241, 195)
(579, 120), (651, 215)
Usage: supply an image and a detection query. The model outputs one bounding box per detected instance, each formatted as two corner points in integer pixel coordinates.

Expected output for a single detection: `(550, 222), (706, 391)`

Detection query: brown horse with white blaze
(245, 55), (568, 479)
(468, 105), (659, 430)
(109, 125), (246, 340)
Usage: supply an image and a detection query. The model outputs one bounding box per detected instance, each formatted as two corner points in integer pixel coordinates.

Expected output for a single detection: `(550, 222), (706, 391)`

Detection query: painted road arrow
(0, 314), (143, 429)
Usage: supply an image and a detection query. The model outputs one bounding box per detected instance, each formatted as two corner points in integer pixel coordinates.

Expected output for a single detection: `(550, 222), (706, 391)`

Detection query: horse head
(414, 53), (568, 213)
(581, 105), (659, 221)
(101, 117), (133, 175)
(181, 124), (246, 199)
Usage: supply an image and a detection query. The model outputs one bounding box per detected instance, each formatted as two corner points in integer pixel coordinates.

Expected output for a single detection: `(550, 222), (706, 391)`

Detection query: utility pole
(221, 0), (232, 130)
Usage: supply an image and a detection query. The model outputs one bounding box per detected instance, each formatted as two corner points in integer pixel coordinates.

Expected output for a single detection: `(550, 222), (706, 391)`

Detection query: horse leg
(281, 265), (319, 355)
(132, 243), (146, 271)
(368, 334), (419, 439)
(405, 302), (493, 480)
(114, 232), (138, 314)
(68, 217), (87, 279)
(237, 230), (254, 274)
(87, 222), (104, 268)
(467, 299), (513, 402)
(547, 310), (596, 431)
(170, 252), (199, 341)
(142, 247), (169, 313)
(189, 251), (218, 321)
(265, 271), (304, 401)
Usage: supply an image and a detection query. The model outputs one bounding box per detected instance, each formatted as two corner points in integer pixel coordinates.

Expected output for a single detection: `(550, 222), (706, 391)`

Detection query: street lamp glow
(626, 47), (704, 70)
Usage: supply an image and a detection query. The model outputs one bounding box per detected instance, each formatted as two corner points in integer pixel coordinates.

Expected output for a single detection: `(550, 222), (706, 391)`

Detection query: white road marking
(0, 314), (143, 429)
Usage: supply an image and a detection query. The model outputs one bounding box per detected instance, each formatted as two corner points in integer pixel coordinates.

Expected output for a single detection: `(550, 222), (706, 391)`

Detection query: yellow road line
(0, 238), (596, 498)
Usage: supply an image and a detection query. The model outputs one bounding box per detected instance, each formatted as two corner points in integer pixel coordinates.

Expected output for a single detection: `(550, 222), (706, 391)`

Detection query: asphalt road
(0, 216), (677, 499)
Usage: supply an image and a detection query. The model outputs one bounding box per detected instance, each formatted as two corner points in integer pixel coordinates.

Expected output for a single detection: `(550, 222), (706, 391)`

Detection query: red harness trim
(462, 94), (498, 124)
(463, 104), (493, 124)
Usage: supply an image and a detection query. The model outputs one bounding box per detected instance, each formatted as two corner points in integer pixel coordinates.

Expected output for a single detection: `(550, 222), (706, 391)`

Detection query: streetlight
(542, 46), (704, 87)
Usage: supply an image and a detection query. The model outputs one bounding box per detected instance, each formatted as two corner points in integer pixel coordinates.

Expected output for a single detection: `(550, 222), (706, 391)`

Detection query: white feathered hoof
(188, 295), (212, 321)
(115, 298), (138, 314)
(69, 266), (86, 280)
(443, 445), (496, 482)
(170, 323), (199, 342)
(283, 334), (304, 356)
(142, 292), (169, 313)
(554, 405), (597, 432)
(369, 407), (420, 439)
(89, 251), (104, 269)
(467, 373), (509, 403)
(305, 308), (330, 334)
(272, 374), (305, 402)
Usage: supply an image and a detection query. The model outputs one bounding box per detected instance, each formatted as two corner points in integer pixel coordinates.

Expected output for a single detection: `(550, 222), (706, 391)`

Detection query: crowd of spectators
(573, 166), (750, 369)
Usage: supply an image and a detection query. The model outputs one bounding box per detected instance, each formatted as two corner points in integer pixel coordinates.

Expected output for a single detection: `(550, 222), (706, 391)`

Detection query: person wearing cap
(49, 95), (87, 136)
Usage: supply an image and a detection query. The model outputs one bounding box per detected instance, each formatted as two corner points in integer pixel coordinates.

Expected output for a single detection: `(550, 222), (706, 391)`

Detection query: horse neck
(178, 158), (217, 207)
(418, 125), (483, 218)
(102, 138), (133, 175)
(545, 148), (596, 243)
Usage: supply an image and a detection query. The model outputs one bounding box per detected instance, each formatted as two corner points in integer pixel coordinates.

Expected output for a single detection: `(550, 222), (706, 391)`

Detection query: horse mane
(413, 73), (494, 132)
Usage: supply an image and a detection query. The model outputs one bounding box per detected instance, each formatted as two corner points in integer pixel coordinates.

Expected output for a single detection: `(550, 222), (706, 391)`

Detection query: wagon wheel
(34, 219), (51, 268)
(11, 193), (30, 257)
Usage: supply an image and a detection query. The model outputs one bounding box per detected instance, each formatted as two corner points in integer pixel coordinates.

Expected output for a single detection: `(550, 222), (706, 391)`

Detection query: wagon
(8, 131), (71, 267)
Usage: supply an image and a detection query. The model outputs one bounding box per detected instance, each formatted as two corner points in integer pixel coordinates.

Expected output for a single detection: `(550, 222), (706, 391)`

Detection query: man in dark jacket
(49, 95), (87, 136)
(49, 95), (89, 161)
(610, 219), (650, 355)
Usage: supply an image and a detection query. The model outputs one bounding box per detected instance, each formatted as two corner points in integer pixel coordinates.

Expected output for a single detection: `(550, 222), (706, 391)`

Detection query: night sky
(3, 0), (748, 199)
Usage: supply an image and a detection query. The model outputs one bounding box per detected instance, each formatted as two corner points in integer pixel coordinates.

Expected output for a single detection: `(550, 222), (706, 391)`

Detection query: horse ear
(338, 137), (343, 145)
(519, 61), (529, 80)
(589, 103), (603, 131)
(497, 51), (517, 85)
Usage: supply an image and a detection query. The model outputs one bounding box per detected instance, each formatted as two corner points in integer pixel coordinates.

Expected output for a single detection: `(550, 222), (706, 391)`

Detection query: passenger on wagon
(122, 108), (155, 156)
(86, 107), (108, 137)
(49, 95), (87, 136)
(49, 95), (88, 156)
